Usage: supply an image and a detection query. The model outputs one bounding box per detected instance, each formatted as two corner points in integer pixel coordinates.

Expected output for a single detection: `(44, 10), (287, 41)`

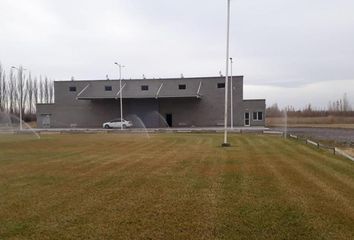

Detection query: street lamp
(230, 57), (234, 129)
(222, 0), (231, 147)
(11, 66), (27, 131)
(114, 62), (125, 130)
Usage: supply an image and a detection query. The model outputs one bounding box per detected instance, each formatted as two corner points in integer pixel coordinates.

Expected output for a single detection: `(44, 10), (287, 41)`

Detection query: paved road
(12, 126), (268, 133)
(4, 126), (353, 144)
(273, 127), (354, 143)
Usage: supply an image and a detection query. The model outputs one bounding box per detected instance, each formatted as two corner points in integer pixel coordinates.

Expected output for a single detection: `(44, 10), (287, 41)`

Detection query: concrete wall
(243, 99), (266, 126)
(37, 101), (120, 128)
(36, 76), (264, 128)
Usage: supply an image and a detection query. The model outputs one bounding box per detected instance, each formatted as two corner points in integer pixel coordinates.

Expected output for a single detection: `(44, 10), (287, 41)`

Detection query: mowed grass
(0, 133), (354, 240)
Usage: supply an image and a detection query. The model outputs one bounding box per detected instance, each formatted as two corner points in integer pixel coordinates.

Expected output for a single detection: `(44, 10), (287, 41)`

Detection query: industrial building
(36, 76), (265, 128)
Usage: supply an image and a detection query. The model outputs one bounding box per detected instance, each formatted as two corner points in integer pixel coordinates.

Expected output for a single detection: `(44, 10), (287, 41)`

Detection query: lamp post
(230, 57), (234, 129)
(11, 66), (26, 131)
(222, 0), (231, 147)
(114, 62), (125, 130)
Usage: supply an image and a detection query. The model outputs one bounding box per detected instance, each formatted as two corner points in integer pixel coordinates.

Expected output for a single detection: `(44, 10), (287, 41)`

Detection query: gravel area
(273, 127), (354, 144)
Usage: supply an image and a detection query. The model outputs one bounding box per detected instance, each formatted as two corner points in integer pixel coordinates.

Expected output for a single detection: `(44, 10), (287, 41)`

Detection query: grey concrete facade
(36, 76), (265, 128)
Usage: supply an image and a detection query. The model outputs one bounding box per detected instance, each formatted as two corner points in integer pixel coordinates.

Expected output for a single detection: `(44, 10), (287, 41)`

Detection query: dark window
(69, 86), (76, 92)
(217, 83), (225, 88)
(253, 112), (258, 120)
(111, 119), (122, 122)
(253, 112), (263, 121)
(178, 84), (186, 90)
(105, 86), (112, 91)
(141, 85), (149, 91)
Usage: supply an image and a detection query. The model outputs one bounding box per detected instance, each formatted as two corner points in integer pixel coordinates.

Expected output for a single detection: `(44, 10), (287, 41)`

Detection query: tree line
(0, 63), (54, 121)
(267, 93), (353, 117)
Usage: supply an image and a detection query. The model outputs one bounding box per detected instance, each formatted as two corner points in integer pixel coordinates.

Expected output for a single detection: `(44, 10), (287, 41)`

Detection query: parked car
(103, 119), (133, 129)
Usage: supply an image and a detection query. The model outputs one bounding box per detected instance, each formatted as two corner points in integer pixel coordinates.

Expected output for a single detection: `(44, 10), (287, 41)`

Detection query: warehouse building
(36, 76), (265, 128)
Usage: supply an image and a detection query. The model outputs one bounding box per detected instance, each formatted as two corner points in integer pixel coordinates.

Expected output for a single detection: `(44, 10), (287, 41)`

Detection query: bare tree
(8, 69), (16, 113)
(33, 77), (38, 105)
(22, 70), (28, 116)
(342, 93), (351, 111)
(44, 77), (49, 103)
(39, 76), (44, 104)
(0, 63), (4, 111)
(49, 80), (54, 103)
(0, 63), (56, 121)
(27, 73), (34, 115)
(266, 103), (281, 117)
(13, 66), (27, 116)
(1, 71), (6, 111)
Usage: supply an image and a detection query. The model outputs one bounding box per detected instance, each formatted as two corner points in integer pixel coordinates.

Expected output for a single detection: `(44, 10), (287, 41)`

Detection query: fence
(287, 133), (354, 162)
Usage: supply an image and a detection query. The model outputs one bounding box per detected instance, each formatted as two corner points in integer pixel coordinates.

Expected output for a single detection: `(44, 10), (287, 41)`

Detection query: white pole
(12, 66), (25, 131)
(222, 0), (231, 147)
(115, 62), (124, 130)
(119, 66), (123, 130)
(230, 57), (233, 129)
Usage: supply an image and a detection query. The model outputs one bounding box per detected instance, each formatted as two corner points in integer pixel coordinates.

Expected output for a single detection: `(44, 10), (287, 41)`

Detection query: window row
(69, 83), (227, 92)
(141, 84), (187, 91)
(69, 84), (188, 92)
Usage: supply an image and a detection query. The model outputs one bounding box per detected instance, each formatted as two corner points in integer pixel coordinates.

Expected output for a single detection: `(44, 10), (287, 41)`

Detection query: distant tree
(328, 93), (352, 112)
(33, 77), (38, 105)
(44, 77), (49, 103)
(0, 62), (54, 121)
(49, 79), (54, 103)
(342, 93), (351, 111)
(39, 76), (44, 103)
(1, 72), (6, 111)
(12, 66), (27, 116)
(21, 69), (28, 116)
(266, 103), (282, 117)
(305, 104), (312, 112)
(27, 73), (33, 115)
(285, 105), (295, 112)
(0, 63), (4, 111)
(9, 69), (16, 113)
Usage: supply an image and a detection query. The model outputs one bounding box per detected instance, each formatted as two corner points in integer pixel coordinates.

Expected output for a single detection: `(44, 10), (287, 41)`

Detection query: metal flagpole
(230, 57), (234, 129)
(115, 62), (125, 130)
(222, 0), (231, 147)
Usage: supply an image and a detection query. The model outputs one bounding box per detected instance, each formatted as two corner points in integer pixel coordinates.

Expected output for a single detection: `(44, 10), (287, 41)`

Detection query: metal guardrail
(287, 133), (354, 162)
(334, 148), (354, 162)
(306, 139), (319, 147)
(263, 130), (283, 135)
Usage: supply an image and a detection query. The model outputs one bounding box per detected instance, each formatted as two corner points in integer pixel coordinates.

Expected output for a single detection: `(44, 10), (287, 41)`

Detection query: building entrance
(165, 113), (172, 127)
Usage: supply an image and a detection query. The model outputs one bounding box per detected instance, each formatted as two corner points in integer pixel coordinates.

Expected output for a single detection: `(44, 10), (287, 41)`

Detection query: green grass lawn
(0, 133), (354, 240)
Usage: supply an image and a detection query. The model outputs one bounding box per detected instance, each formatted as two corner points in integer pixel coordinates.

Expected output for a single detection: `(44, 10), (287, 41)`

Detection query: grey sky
(1, 0), (353, 108)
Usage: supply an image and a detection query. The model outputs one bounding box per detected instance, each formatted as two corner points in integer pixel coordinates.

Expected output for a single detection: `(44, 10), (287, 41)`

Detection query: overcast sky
(1, 0), (353, 108)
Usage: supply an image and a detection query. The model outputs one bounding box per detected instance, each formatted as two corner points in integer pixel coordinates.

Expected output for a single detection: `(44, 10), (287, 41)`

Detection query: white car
(103, 119), (133, 129)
